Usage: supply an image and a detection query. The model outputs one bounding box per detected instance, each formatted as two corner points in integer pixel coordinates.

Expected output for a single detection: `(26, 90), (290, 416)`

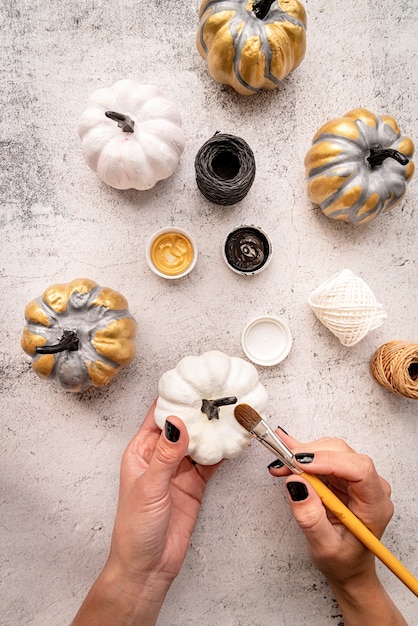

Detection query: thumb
(285, 477), (335, 552)
(146, 416), (190, 495)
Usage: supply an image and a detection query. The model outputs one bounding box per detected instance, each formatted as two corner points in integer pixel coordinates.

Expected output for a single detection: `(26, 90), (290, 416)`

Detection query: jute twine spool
(370, 341), (418, 399)
(195, 132), (256, 205)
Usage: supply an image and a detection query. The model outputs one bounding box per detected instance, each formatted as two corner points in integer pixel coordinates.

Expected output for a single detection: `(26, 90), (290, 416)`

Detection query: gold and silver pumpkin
(196, 0), (307, 96)
(304, 108), (415, 225)
(21, 278), (137, 392)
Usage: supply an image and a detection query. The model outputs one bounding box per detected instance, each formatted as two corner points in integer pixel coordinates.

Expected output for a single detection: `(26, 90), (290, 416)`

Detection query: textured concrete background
(1, 1), (417, 624)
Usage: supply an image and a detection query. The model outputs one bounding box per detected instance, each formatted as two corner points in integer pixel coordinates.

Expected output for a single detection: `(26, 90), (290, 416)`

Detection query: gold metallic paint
(68, 278), (98, 293)
(92, 318), (137, 365)
(322, 185), (363, 216)
(345, 108), (377, 127)
(87, 360), (119, 387)
(357, 193), (379, 216)
(266, 21), (305, 80)
(92, 287), (129, 311)
(239, 36), (266, 88)
(280, 0), (306, 21)
(21, 328), (47, 356)
(150, 232), (194, 276)
(32, 354), (55, 379)
(397, 137), (414, 157)
(206, 29), (237, 86)
(199, 11), (235, 56)
(24, 300), (51, 327)
(308, 173), (349, 205)
(43, 278), (98, 313)
(313, 118), (360, 143)
(42, 284), (71, 313)
(330, 213), (350, 222)
(406, 161), (415, 180)
(304, 141), (344, 172)
(381, 115), (400, 134)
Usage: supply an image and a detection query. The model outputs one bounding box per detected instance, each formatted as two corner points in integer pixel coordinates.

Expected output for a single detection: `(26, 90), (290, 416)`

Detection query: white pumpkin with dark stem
(78, 80), (186, 190)
(154, 350), (269, 464)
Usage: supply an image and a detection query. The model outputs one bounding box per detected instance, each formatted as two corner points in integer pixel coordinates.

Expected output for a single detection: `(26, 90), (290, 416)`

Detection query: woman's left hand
(72, 401), (220, 626)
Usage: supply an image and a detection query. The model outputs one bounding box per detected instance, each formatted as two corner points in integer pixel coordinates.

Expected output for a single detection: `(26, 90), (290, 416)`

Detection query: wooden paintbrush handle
(301, 472), (418, 597)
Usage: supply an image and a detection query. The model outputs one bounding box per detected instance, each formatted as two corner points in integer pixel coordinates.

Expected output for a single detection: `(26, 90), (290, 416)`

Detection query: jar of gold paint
(146, 227), (198, 279)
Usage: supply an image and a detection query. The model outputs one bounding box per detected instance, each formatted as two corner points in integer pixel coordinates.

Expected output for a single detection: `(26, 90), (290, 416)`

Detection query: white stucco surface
(1, 1), (417, 624)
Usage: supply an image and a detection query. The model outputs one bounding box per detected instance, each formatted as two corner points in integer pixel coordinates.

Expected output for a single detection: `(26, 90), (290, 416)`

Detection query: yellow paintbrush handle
(301, 472), (418, 597)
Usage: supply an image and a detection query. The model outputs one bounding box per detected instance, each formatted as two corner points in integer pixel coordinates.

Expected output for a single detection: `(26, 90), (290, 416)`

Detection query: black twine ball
(195, 133), (256, 206)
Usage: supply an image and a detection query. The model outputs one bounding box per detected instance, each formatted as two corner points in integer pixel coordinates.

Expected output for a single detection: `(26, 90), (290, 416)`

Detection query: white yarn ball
(308, 269), (387, 347)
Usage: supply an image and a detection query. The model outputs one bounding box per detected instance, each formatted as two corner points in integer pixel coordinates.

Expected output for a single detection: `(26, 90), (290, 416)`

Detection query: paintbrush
(234, 403), (418, 597)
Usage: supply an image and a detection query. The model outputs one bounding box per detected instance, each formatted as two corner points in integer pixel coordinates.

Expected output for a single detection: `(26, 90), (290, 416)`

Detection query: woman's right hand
(269, 433), (408, 626)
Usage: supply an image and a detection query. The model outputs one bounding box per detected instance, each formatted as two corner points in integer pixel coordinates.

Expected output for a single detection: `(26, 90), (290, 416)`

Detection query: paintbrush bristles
(234, 404), (263, 432)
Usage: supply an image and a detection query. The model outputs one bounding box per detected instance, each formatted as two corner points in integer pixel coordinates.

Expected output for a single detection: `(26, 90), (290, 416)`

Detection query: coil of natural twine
(308, 269), (387, 346)
(370, 341), (418, 399)
(195, 132), (256, 205)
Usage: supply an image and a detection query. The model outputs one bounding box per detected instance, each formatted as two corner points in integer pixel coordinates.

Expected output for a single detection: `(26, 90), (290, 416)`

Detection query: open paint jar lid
(223, 225), (272, 275)
(241, 316), (292, 366)
(146, 227), (198, 279)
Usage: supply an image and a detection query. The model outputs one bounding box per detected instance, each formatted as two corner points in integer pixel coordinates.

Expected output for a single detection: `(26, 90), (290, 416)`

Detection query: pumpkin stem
(105, 111), (135, 133)
(252, 0), (275, 20)
(201, 396), (238, 420)
(367, 144), (409, 168)
(36, 330), (79, 354)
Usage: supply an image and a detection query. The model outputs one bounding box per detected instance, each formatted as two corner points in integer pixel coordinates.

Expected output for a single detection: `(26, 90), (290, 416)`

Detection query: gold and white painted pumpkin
(154, 350), (269, 464)
(78, 80), (186, 190)
(21, 278), (137, 392)
(196, 0), (307, 96)
(304, 108), (415, 225)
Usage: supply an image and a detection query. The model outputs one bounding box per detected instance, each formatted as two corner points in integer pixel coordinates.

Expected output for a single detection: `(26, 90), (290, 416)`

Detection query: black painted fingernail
(165, 420), (180, 443)
(287, 482), (309, 501)
(277, 425), (289, 435)
(295, 453), (314, 464)
(268, 458), (284, 469)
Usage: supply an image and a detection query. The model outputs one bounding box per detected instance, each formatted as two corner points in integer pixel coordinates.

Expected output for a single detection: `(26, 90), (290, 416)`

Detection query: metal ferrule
(251, 420), (302, 474)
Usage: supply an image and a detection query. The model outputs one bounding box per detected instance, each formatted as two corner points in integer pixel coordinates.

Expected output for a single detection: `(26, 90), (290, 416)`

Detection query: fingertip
(274, 427), (300, 449)
(148, 415), (190, 479)
(267, 459), (293, 478)
(285, 475), (320, 506)
(267, 458), (285, 470)
(286, 480), (309, 502)
(163, 415), (189, 446)
(284, 477), (328, 533)
(276, 425), (289, 435)
(165, 419), (181, 443)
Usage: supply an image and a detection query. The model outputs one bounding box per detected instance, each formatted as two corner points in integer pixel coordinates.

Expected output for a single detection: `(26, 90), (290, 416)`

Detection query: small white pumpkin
(77, 79), (186, 190)
(154, 350), (269, 464)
